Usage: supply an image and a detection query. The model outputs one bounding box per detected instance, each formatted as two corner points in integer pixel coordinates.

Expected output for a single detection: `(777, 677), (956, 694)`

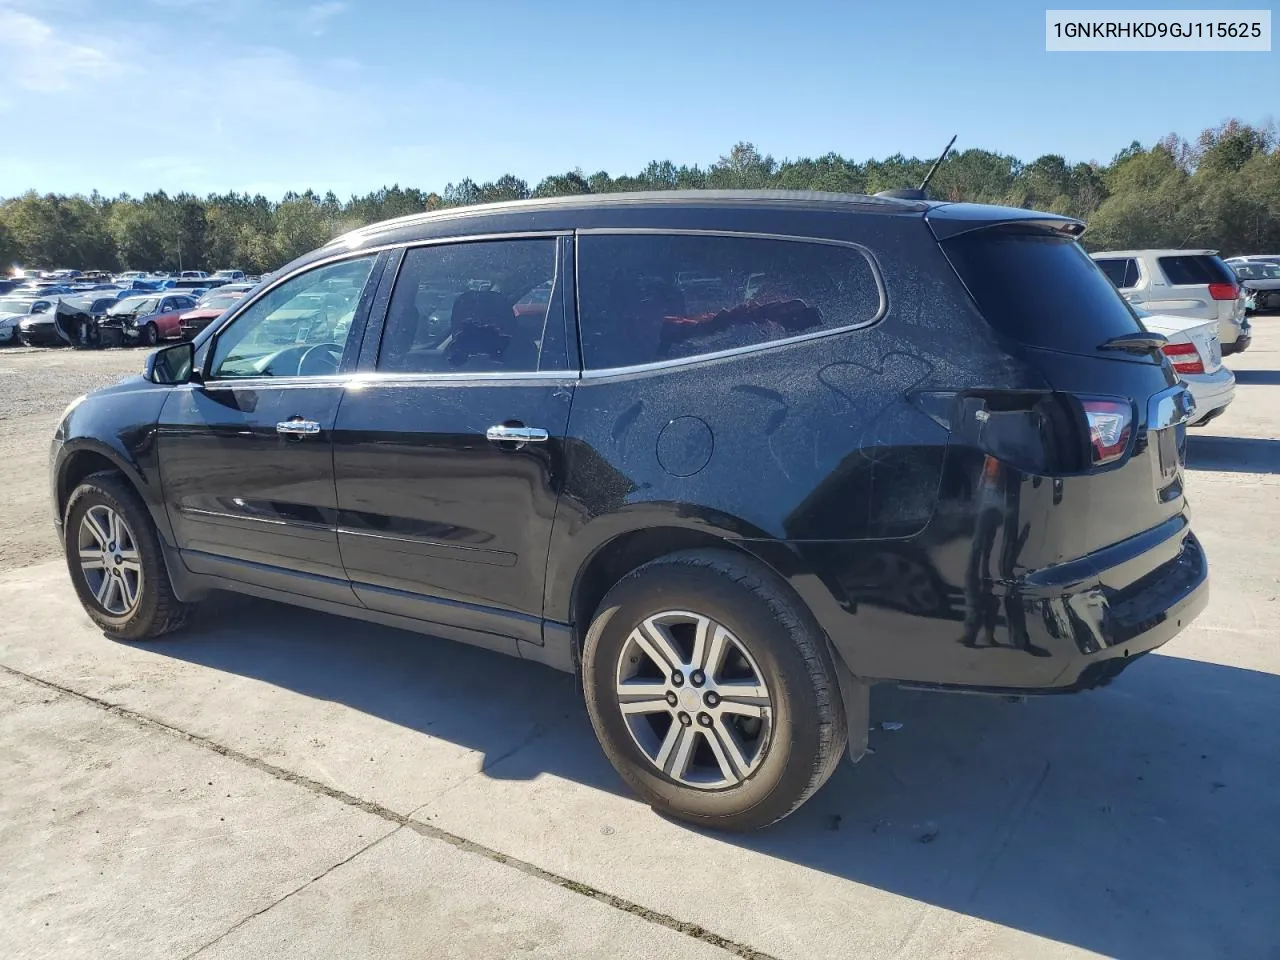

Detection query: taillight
(1208, 282), (1239, 301)
(1162, 341), (1204, 375)
(1082, 400), (1133, 465)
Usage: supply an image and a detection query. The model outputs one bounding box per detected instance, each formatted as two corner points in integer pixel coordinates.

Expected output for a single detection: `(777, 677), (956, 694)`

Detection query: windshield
(0, 298), (34, 314)
(199, 295), (240, 310)
(109, 297), (159, 316)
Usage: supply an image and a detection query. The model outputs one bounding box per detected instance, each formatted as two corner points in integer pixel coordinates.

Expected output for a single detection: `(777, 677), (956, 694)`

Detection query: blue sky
(1, 0), (1275, 198)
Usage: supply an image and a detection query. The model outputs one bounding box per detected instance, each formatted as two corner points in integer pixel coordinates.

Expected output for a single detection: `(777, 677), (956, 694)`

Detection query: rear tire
(582, 549), (847, 831)
(63, 472), (194, 641)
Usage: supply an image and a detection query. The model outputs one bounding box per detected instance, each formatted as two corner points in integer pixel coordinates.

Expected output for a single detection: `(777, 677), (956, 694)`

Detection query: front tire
(582, 549), (847, 831)
(141, 322), (159, 346)
(63, 472), (194, 640)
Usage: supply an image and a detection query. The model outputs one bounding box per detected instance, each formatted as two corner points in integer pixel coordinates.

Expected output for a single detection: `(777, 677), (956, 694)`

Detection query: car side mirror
(146, 341), (196, 385)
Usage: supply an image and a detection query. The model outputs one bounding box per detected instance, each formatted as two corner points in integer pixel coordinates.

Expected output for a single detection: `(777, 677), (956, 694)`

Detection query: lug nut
(697, 712), (712, 727)
(671, 671), (684, 687)
(678, 712), (692, 727)
(690, 670), (705, 687)
(704, 691), (720, 707)
(665, 691), (678, 707)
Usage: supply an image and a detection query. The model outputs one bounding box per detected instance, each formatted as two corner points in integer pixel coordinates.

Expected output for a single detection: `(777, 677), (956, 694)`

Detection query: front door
(333, 237), (574, 643)
(157, 254), (381, 603)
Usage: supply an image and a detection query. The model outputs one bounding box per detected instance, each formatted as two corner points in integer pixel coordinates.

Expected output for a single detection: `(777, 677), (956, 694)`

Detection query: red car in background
(102, 294), (198, 345)
(178, 290), (248, 339)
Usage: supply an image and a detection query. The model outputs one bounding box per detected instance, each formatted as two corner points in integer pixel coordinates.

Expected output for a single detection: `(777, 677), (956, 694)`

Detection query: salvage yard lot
(1, 338), (1278, 959)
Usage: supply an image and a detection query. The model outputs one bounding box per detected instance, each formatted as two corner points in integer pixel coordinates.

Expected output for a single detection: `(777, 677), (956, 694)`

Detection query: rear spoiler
(924, 203), (1086, 241)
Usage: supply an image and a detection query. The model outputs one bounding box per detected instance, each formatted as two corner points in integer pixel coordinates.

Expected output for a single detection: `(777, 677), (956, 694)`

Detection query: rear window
(1157, 255), (1234, 286)
(943, 229), (1143, 353)
(576, 233), (882, 370)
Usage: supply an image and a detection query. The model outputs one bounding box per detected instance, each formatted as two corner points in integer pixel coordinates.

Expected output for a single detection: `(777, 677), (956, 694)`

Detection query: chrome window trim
(573, 228), (887, 379)
(343, 370), (574, 387)
(191, 370), (575, 391)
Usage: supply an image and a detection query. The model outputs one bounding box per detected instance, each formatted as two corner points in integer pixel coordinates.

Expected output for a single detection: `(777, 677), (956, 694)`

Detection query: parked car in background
(0, 280), (18, 295)
(212, 269), (246, 281)
(101, 294), (197, 345)
(179, 270), (208, 279)
(171, 278), (225, 295)
(15, 298), (72, 346)
(16, 282), (74, 297)
(63, 295), (119, 320)
(1092, 249), (1249, 354)
(50, 192), (1208, 830)
(178, 290), (247, 339)
(1134, 305), (1235, 426)
(201, 282), (254, 301)
(1227, 258), (1280, 313)
(0, 296), (55, 344)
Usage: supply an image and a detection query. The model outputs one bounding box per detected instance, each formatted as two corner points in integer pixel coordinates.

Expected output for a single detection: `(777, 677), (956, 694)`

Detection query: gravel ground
(0, 346), (147, 573)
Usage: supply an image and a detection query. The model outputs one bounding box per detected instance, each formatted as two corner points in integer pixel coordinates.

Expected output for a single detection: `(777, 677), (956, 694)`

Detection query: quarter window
(576, 233), (881, 370)
(377, 239), (559, 374)
(209, 255), (376, 379)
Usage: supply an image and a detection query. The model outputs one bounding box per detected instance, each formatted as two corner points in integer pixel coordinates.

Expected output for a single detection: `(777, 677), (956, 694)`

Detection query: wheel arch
(568, 526), (763, 647)
(55, 440), (171, 544)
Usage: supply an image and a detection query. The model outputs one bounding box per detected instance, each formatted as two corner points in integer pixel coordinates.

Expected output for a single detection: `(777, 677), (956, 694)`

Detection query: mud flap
(829, 643), (870, 763)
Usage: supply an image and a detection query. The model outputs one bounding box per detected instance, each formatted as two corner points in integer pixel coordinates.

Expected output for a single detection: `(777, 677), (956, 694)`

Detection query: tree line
(2, 120), (1276, 275)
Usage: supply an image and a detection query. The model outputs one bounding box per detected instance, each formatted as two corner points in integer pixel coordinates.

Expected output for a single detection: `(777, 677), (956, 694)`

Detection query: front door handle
(276, 419), (321, 437)
(486, 424), (549, 443)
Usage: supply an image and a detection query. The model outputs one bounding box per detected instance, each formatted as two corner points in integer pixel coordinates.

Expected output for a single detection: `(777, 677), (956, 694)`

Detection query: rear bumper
(792, 511), (1210, 697)
(1185, 367), (1235, 425)
(1221, 325), (1252, 355)
(903, 519), (1208, 694)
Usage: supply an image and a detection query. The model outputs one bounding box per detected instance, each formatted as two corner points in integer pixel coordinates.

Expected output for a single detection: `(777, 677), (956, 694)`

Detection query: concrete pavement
(2, 330), (1279, 958)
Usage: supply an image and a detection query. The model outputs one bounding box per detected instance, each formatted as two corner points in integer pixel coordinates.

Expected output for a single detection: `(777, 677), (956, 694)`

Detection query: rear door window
(1157, 255), (1235, 286)
(575, 233), (882, 370)
(943, 228), (1144, 356)
(1094, 257), (1141, 289)
(376, 238), (562, 374)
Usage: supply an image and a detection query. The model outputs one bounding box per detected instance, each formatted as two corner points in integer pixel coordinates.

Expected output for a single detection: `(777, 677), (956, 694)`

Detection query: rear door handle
(276, 419), (321, 437)
(486, 425), (549, 443)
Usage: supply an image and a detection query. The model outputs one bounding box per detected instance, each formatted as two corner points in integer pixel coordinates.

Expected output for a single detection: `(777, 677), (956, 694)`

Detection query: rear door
(333, 236), (574, 648)
(157, 254), (381, 602)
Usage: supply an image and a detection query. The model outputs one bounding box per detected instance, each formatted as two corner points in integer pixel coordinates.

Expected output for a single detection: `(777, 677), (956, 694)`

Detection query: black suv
(51, 192), (1207, 830)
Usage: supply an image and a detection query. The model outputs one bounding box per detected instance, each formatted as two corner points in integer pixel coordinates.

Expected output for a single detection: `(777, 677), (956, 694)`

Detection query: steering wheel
(296, 342), (343, 376)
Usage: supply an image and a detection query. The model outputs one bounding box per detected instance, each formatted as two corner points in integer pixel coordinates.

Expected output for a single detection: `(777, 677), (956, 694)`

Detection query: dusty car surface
(51, 191), (1208, 829)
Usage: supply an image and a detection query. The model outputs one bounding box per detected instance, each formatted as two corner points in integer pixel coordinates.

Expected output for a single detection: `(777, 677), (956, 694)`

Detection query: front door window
(209, 255), (377, 379)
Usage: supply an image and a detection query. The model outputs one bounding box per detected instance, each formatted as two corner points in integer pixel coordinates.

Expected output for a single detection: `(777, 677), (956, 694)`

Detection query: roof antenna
(919, 134), (957, 193)
(874, 134), (957, 202)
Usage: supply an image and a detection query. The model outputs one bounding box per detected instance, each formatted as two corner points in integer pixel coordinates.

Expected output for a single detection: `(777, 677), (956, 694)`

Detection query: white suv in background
(1091, 249), (1250, 355)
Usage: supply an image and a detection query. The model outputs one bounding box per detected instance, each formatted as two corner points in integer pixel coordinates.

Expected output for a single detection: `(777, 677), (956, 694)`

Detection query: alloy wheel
(615, 610), (773, 789)
(77, 504), (143, 616)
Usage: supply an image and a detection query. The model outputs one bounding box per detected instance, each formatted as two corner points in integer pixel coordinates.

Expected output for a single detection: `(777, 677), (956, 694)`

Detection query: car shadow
(144, 595), (1279, 958)
(1186, 435), (1280, 473)
(1231, 369), (1280, 386)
